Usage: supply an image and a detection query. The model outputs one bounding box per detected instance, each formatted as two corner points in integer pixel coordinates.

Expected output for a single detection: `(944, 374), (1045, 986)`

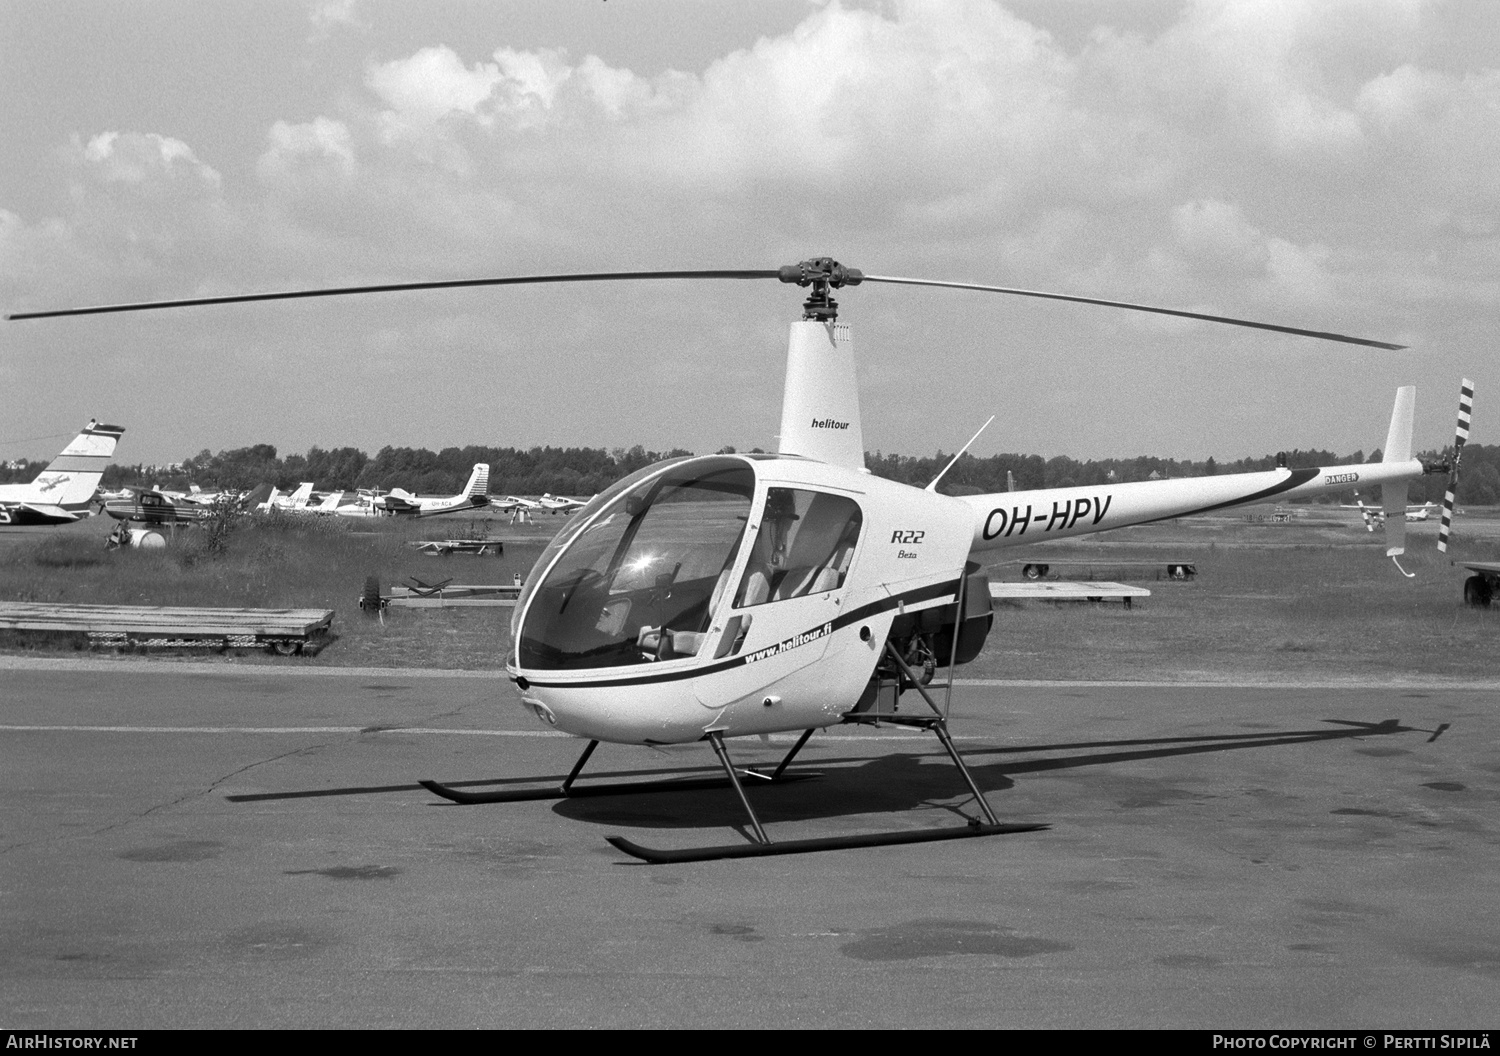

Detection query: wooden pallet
(382, 583), (522, 608)
(0, 602), (335, 654)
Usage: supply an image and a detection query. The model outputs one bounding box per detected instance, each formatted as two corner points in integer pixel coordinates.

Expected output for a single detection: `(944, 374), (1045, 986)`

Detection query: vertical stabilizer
(1382, 386), (1415, 464)
(777, 320), (864, 469)
(28, 420), (125, 509)
(466, 464), (491, 498)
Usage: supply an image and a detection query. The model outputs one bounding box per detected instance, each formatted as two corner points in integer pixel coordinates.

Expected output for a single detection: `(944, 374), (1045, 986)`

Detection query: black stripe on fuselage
(1133, 468), (1320, 526)
(516, 577), (962, 690)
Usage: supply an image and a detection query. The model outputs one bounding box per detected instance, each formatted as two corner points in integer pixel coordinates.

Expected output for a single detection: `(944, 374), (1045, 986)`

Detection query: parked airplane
(282, 489), (345, 515)
(490, 494), (541, 513)
(102, 488), (215, 524)
(257, 482), (315, 512)
(381, 463), (491, 517)
(332, 491), (388, 518)
(1343, 495), (1438, 531)
(0, 420), (126, 525)
(538, 493), (590, 514)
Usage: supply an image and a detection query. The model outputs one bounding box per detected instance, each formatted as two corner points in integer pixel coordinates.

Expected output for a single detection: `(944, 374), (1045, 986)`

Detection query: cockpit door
(694, 487), (862, 709)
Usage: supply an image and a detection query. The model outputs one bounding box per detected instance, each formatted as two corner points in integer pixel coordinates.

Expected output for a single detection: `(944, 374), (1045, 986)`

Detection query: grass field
(1, 505), (1496, 681)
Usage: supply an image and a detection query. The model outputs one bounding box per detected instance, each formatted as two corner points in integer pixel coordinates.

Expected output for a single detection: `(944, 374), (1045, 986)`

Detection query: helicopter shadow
(550, 715), (1421, 833)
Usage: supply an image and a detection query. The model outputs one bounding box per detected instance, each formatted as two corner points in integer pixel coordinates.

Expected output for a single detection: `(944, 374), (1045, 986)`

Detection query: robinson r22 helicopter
(8, 259), (1469, 862)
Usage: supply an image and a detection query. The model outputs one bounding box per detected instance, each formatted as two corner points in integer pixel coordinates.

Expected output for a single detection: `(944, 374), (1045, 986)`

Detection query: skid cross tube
(762, 727), (817, 782)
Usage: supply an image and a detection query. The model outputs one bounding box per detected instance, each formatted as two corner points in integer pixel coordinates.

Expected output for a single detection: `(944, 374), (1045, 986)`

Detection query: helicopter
(7, 258), (1468, 863)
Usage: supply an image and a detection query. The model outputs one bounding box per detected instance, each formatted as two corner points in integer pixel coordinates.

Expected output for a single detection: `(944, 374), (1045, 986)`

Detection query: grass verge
(0, 505), (1496, 680)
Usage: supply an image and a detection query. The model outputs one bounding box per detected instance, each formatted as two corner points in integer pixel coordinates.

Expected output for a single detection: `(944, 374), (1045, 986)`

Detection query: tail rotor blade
(1437, 378), (1474, 554)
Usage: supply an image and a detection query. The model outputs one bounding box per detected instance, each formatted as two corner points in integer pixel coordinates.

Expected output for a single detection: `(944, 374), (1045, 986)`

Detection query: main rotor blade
(860, 274), (1406, 350)
(6, 270), (781, 320)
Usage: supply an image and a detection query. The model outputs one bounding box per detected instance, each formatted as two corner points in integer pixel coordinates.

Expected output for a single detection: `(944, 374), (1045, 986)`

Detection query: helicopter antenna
(926, 415), (995, 493)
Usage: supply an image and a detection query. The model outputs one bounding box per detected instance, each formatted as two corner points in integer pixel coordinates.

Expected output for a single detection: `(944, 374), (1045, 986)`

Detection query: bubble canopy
(513, 456), (756, 671)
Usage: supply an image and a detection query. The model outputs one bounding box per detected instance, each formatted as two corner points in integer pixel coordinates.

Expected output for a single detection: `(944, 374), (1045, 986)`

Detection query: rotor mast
(775, 259), (868, 469)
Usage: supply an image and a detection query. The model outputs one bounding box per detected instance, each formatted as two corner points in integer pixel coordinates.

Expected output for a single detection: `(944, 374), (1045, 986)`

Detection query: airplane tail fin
(27, 420), (126, 509)
(286, 482), (314, 508)
(243, 483), (273, 509)
(465, 464), (490, 498)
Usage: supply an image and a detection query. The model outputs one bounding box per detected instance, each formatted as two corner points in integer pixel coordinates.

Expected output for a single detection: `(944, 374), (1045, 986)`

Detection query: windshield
(516, 457), (754, 670)
(508, 457), (689, 644)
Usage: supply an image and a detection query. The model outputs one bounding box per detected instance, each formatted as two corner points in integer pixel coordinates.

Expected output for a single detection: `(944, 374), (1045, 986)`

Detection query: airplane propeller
(8, 257), (1405, 350)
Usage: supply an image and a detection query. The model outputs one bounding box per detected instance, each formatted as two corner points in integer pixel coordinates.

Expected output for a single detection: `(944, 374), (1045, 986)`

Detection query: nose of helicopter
(514, 678), (718, 745)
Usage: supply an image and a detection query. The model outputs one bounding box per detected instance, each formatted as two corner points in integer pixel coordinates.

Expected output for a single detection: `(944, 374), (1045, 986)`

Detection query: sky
(2, 0), (1496, 468)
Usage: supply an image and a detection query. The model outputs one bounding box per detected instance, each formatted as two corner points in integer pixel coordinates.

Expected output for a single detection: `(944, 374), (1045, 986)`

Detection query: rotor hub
(777, 258), (864, 322)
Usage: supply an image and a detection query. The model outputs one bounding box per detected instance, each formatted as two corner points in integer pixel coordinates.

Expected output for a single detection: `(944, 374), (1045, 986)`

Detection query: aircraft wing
(0, 502), (86, 525)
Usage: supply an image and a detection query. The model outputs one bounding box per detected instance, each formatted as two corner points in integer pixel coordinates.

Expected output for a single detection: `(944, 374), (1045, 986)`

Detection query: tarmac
(1, 657), (1497, 1029)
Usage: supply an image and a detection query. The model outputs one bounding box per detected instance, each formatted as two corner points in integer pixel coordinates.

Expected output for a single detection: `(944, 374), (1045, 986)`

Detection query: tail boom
(963, 459), (1423, 553)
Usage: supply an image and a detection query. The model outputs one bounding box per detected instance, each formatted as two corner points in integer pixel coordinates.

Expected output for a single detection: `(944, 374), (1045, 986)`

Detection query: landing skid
(421, 644), (1045, 863)
(420, 738), (818, 805)
(607, 821), (1044, 864)
(418, 771), (818, 805)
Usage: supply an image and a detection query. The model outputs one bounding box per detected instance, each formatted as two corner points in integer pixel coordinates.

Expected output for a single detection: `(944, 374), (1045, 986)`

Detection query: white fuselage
(505, 451), (1426, 748)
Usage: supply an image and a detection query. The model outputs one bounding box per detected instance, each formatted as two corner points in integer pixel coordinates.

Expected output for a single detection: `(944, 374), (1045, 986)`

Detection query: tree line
(3, 440), (1495, 506)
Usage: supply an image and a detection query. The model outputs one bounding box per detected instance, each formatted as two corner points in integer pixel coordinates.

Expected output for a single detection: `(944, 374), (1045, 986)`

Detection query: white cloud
(367, 46), (503, 122)
(10, 1), (1499, 462)
(77, 131), (222, 191)
(308, 0), (362, 40)
(258, 117), (357, 182)
(1171, 199), (1270, 273)
(492, 47), (573, 116)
